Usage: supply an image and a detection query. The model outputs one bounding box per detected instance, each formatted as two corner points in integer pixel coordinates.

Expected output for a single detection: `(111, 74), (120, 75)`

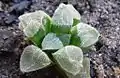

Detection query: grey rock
(9, 1), (31, 14)
(0, 1), (3, 11)
(4, 15), (17, 24)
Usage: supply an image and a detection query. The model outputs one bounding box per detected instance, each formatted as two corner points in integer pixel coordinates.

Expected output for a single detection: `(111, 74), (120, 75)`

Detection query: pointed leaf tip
(20, 45), (51, 72)
(51, 3), (81, 33)
(42, 33), (64, 50)
(52, 45), (83, 75)
(66, 57), (90, 78)
(19, 10), (51, 37)
(76, 23), (100, 47)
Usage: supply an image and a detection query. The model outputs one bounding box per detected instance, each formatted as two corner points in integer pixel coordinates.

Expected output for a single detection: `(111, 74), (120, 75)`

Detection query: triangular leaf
(20, 45), (51, 72)
(19, 10), (51, 37)
(67, 4), (81, 20)
(57, 34), (71, 46)
(23, 20), (43, 37)
(42, 33), (64, 50)
(51, 3), (81, 33)
(66, 57), (90, 78)
(52, 3), (72, 26)
(19, 10), (51, 46)
(52, 45), (83, 75)
(76, 23), (100, 47)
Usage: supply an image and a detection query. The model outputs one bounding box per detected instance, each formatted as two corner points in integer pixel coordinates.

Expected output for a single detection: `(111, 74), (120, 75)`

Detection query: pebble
(0, 1), (3, 11)
(4, 14), (16, 24)
(9, 1), (31, 14)
(0, 12), (6, 25)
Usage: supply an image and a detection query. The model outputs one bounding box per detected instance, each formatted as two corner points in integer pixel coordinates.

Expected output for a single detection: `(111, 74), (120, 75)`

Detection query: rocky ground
(0, 0), (120, 78)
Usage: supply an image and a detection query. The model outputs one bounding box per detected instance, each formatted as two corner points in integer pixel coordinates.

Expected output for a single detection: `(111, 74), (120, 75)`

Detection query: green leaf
(51, 24), (71, 33)
(23, 20), (45, 47)
(52, 3), (73, 26)
(70, 35), (81, 46)
(57, 34), (71, 46)
(23, 20), (42, 37)
(76, 23), (100, 47)
(43, 16), (52, 33)
(19, 10), (52, 46)
(73, 18), (80, 26)
(70, 26), (77, 35)
(70, 26), (81, 46)
(29, 29), (45, 47)
(20, 45), (51, 72)
(19, 10), (51, 37)
(42, 33), (64, 50)
(52, 45), (83, 75)
(51, 3), (81, 33)
(66, 57), (90, 78)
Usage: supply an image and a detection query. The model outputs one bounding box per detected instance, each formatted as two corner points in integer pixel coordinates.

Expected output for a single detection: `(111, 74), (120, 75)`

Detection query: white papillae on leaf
(52, 45), (83, 75)
(23, 20), (42, 37)
(67, 4), (81, 20)
(66, 57), (90, 78)
(18, 10), (51, 37)
(42, 33), (64, 50)
(52, 3), (81, 26)
(77, 23), (100, 47)
(20, 45), (51, 72)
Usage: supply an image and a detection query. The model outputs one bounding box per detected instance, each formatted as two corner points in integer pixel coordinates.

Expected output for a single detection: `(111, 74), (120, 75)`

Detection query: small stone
(113, 67), (120, 76)
(68, 0), (78, 5)
(0, 12), (6, 25)
(97, 65), (105, 78)
(0, 39), (4, 48)
(9, 1), (31, 14)
(4, 15), (16, 24)
(2, 35), (8, 40)
(0, 1), (3, 11)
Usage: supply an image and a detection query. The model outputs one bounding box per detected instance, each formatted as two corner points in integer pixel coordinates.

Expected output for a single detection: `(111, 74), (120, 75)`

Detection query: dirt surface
(0, 0), (120, 78)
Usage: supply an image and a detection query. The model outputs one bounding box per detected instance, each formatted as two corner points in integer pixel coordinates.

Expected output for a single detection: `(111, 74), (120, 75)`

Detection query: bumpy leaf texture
(57, 34), (71, 46)
(19, 10), (51, 37)
(20, 45), (51, 72)
(66, 57), (90, 78)
(77, 23), (100, 47)
(42, 33), (64, 50)
(52, 3), (81, 33)
(52, 45), (83, 76)
(71, 23), (100, 48)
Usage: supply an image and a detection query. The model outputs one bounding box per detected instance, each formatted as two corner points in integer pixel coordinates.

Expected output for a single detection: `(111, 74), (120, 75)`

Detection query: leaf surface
(76, 23), (100, 47)
(42, 33), (64, 50)
(53, 45), (83, 75)
(66, 57), (90, 78)
(20, 45), (51, 72)
(19, 10), (51, 37)
(52, 3), (81, 33)
(57, 34), (71, 46)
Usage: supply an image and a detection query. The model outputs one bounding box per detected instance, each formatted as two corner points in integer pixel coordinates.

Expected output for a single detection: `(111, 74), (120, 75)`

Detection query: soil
(0, 0), (120, 78)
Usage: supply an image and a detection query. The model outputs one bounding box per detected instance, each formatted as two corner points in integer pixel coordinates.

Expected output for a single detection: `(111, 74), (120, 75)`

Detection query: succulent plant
(19, 3), (100, 78)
